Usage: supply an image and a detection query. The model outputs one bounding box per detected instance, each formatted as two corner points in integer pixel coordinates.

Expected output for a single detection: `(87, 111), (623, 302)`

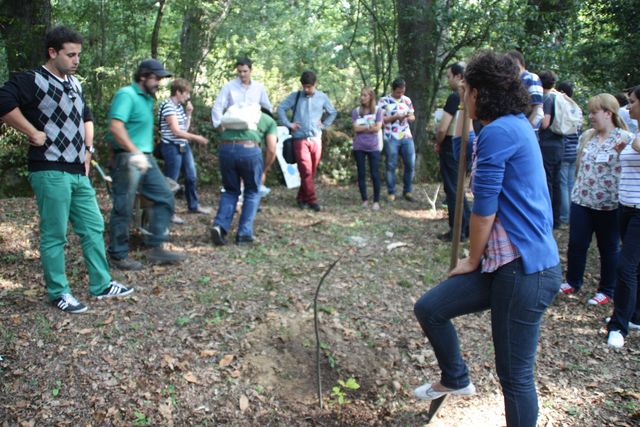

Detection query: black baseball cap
(137, 59), (172, 78)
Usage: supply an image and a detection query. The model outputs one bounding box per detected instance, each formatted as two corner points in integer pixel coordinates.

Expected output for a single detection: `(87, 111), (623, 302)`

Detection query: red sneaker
(587, 292), (610, 305)
(559, 282), (575, 294)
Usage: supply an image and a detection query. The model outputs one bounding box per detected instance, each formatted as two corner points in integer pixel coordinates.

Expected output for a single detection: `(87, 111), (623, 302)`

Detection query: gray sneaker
(147, 245), (187, 264)
(110, 256), (144, 271)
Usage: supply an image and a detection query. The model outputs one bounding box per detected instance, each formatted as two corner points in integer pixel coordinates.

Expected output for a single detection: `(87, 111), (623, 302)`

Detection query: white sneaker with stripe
(95, 280), (134, 300)
(53, 293), (88, 314)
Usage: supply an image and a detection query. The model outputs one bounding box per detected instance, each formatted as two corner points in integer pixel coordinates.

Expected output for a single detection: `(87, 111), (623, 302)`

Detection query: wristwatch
(86, 145), (95, 154)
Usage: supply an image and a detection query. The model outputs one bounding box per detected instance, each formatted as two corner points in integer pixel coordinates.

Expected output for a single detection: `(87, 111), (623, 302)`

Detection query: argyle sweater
(0, 66), (93, 174)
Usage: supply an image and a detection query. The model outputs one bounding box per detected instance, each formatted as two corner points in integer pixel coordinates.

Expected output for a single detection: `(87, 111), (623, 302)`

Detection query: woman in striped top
(158, 78), (210, 223)
(607, 86), (640, 348)
(558, 94), (634, 306)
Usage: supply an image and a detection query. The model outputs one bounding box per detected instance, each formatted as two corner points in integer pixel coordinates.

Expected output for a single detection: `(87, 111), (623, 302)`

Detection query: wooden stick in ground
(449, 107), (471, 270)
(313, 256), (342, 409)
(428, 107), (471, 424)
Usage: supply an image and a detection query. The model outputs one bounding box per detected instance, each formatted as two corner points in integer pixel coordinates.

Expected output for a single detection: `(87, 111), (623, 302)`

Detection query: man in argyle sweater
(0, 26), (133, 313)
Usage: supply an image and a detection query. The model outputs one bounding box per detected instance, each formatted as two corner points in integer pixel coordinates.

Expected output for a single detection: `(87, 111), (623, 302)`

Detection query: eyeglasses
(62, 80), (77, 100)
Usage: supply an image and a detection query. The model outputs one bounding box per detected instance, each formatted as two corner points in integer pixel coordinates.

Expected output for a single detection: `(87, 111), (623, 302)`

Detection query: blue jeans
(565, 203), (620, 296)
(540, 143), (563, 228)
(353, 150), (381, 202)
(608, 206), (640, 336)
(213, 144), (262, 239)
(160, 142), (200, 211)
(414, 259), (561, 427)
(558, 160), (575, 224)
(439, 138), (470, 237)
(384, 136), (415, 195)
(108, 153), (174, 259)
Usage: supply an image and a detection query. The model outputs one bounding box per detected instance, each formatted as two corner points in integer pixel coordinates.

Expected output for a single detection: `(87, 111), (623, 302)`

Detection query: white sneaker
(607, 330), (624, 349)
(171, 214), (184, 224)
(413, 382), (476, 401)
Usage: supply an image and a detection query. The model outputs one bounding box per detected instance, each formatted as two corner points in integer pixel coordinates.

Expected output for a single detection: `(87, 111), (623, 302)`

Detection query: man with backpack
(277, 70), (337, 211)
(539, 70), (583, 229)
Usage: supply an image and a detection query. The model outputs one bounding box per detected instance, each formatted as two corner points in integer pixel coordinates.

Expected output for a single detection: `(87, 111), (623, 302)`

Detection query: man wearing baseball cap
(106, 59), (186, 270)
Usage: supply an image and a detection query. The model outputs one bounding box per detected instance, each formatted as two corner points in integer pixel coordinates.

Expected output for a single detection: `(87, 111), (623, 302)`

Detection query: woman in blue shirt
(413, 51), (561, 427)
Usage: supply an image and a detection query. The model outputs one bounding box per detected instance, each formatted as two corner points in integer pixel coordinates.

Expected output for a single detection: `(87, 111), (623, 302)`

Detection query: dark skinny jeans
(353, 149), (381, 203)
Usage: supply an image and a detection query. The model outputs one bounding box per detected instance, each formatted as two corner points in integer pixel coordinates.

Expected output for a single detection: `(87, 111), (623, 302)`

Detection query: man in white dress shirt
(211, 58), (272, 128)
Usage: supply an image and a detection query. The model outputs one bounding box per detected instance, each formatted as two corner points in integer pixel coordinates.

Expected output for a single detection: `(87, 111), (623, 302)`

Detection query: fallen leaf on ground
(219, 354), (234, 367)
(239, 395), (249, 412)
(158, 397), (173, 426)
(386, 242), (408, 251)
(183, 372), (199, 384)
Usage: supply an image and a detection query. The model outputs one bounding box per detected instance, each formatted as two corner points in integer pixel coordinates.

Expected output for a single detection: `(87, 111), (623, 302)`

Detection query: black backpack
(282, 91), (301, 164)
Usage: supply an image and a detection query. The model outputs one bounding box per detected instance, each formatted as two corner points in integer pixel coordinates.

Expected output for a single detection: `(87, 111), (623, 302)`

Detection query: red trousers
(294, 137), (322, 205)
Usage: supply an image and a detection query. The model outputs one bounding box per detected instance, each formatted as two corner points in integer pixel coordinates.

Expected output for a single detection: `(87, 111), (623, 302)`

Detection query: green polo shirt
(219, 113), (277, 144)
(107, 83), (155, 153)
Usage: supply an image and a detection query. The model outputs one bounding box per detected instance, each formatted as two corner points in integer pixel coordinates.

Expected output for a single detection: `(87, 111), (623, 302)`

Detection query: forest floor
(1, 182), (639, 426)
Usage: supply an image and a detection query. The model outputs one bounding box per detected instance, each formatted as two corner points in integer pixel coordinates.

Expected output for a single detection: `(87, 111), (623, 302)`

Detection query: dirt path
(0, 184), (638, 426)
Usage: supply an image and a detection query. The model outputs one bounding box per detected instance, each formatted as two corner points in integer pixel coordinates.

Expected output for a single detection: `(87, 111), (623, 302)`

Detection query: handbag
(282, 91), (301, 164)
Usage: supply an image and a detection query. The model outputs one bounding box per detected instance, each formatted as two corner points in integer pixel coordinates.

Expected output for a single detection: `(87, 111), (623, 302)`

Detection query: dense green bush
(0, 125), (31, 197)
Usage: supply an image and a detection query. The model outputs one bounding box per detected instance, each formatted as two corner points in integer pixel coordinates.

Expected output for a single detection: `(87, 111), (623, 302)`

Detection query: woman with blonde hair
(558, 93), (635, 306)
(352, 87), (383, 210)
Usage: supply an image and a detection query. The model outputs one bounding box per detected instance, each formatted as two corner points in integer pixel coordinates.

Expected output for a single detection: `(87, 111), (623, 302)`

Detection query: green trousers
(29, 171), (111, 301)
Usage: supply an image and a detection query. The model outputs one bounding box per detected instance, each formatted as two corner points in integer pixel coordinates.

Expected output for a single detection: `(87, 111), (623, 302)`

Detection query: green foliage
(52, 379), (62, 397)
(175, 316), (190, 327)
(0, 125), (31, 197)
(0, 0), (637, 194)
(132, 410), (150, 426)
(329, 377), (360, 405)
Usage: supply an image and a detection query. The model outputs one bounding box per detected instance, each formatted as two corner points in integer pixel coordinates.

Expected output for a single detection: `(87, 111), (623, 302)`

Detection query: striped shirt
(562, 131), (580, 162)
(158, 99), (188, 144)
(520, 70), (544, 129)
(619, 137), (640, 206)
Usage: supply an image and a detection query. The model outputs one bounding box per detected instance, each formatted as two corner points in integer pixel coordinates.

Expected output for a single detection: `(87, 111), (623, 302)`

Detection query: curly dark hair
(464, 50), (529, 122)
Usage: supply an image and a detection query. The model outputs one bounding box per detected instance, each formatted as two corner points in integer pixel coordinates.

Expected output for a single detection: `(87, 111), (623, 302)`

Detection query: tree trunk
(0, 0), (51, 74)
(395, 0), (438, 179)
(150, 0), (167, 59)
(179, 0), (230, 84)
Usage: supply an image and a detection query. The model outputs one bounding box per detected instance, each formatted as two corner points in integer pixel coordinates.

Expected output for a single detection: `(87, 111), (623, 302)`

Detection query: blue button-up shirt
(277, 89), (337, 138)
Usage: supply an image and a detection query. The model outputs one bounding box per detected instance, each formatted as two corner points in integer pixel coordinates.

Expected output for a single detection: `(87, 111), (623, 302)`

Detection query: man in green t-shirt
(107, 59), (186, 270)
(210, 108), (277, 245)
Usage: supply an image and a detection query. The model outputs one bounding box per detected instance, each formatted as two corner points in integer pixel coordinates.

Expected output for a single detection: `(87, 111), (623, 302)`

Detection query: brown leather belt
(220, 140), (257, 147)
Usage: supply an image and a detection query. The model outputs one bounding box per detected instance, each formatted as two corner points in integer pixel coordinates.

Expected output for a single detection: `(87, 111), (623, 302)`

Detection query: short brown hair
(170, 78), (192, 96)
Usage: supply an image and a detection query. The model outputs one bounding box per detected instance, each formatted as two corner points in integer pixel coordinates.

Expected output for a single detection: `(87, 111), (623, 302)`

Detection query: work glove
(130, 153), (150, 172)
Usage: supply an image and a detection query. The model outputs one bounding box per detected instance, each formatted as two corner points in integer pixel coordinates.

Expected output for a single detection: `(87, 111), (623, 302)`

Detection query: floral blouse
(571, 127), (636, 211)
(378, 95), (414, 140)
